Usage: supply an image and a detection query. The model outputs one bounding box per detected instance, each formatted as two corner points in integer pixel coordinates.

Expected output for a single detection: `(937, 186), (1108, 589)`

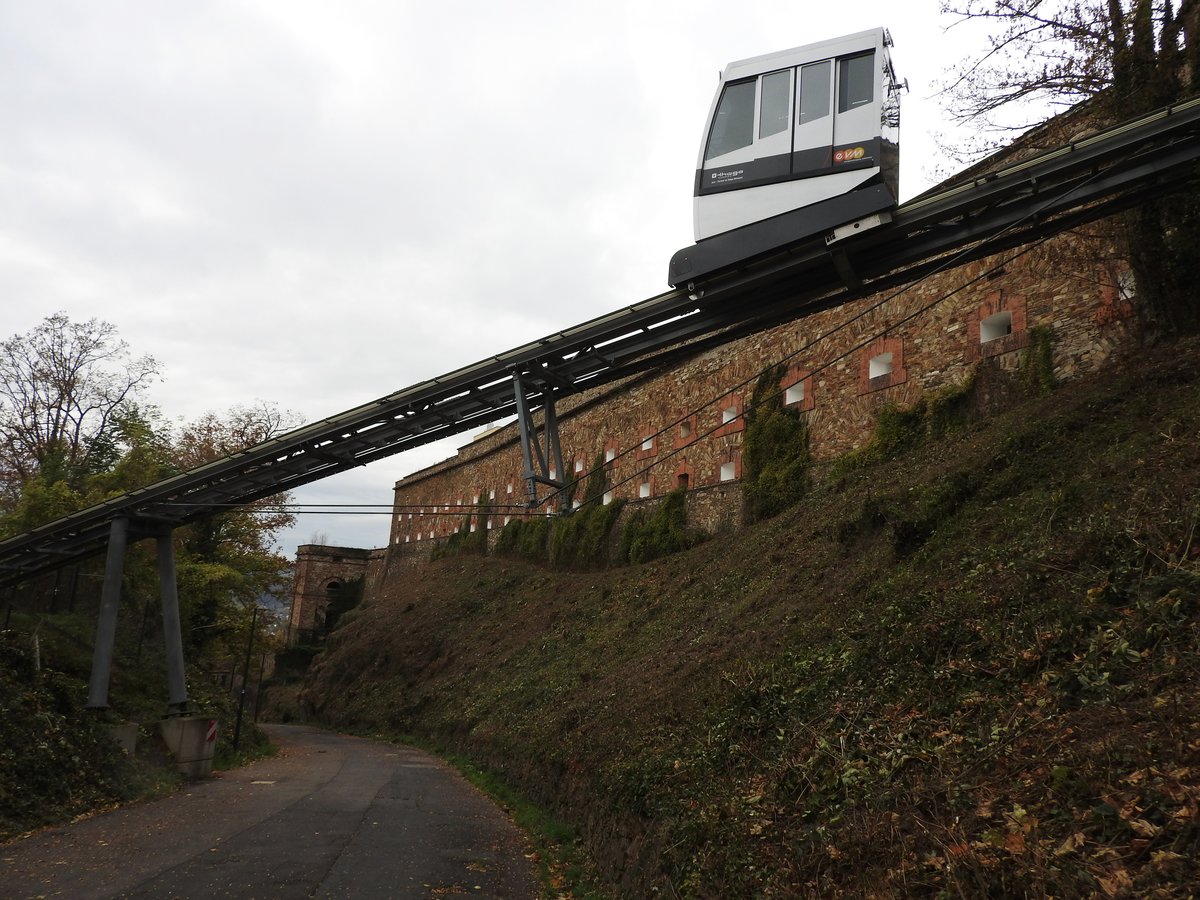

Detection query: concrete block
(160, 716), (218, 779)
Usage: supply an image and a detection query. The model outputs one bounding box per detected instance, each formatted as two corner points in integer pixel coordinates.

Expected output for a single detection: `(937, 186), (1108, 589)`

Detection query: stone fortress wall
(382, 221), (1138, 560)
(287, 104), (1144, 633)
(287, 544), (383, 644)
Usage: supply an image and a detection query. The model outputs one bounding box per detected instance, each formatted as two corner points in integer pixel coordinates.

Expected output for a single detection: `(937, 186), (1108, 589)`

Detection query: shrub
(832, 375), (976, 477)
(620, 489), (706, 564)
(495, 455), (624, 570)
(431, 505), (489, 561)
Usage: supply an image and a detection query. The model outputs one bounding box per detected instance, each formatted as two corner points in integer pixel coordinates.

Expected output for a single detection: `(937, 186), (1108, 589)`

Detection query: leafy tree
(0, 313), (160, 504)
(0, 314), (299, 668)
(939, 0), (1200, 335)
(940, 0), (1198, 126)
(171, 402), (300, 654)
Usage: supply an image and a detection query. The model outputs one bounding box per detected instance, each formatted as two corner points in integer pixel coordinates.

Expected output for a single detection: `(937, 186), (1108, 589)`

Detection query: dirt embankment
(299, 343), (1200, 897)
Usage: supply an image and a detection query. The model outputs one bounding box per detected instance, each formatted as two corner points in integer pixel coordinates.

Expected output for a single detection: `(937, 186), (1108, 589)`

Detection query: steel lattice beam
(2, 97), (1200, 586)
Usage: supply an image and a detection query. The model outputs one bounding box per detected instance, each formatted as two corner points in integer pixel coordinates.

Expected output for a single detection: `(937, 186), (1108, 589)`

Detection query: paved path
(1, 724), (538, 899)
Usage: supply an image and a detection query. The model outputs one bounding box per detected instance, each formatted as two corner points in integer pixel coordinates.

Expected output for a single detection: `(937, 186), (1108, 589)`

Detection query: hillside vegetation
(0, 609), (272, 842)
(299, 342), (1200, 897)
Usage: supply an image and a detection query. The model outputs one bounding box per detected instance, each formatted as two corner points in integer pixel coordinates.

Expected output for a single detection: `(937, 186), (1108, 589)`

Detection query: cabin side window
(705, 79), (756, 161)
(837, 51), (875, 113)
(759, 70), (792, 138)
(798, 60), (831, 124)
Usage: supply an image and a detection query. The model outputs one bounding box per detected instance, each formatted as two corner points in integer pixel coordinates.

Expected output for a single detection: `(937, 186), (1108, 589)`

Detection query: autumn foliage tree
(172, 403), (300, 654)
(0, 313), (160, 514)
(0, 314), (299, 664)
(940, 0), (1200, 336)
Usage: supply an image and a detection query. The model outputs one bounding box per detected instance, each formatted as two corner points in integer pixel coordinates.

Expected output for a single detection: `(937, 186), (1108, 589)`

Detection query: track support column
(156, 528), (189, 716)
(87, 516), (130, 709)
(512, 369), (567, 511)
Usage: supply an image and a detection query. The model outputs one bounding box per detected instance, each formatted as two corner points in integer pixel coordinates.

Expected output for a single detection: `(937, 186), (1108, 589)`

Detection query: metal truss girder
(511, 369), (567, 510)
(3, 97), (1200, 585)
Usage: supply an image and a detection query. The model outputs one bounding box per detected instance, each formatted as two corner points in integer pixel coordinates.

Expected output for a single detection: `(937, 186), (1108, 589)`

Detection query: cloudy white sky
(0, 1), (987, 556)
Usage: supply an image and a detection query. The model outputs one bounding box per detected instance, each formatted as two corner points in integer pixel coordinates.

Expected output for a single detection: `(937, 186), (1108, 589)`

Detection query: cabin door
(793, 59), (834, 177)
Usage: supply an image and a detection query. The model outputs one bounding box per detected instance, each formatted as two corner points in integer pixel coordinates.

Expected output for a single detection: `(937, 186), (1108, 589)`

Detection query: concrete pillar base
(160, 717), (218, 778)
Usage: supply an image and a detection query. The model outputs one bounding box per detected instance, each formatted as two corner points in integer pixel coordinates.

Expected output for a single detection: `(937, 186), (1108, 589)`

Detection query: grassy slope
(302, 343), (1200, 897)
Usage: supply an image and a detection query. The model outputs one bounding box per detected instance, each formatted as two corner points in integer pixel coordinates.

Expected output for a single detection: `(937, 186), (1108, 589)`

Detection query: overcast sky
(0, 1), (984, 557)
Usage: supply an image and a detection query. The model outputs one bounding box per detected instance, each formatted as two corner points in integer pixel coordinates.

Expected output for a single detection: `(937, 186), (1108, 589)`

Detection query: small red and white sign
(205, 720), (218, 743)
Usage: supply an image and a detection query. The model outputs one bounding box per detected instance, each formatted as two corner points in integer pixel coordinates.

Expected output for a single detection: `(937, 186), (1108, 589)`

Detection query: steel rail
(3, 96), (1200, 585)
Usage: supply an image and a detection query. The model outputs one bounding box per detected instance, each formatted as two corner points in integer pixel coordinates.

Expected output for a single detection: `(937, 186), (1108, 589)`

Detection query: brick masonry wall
(287, 544), (373, 644)
(384, 219), (1140, 553)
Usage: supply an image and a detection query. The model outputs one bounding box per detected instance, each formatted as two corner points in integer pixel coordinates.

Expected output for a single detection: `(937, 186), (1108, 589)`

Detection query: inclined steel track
(3, 97), (1200, 586)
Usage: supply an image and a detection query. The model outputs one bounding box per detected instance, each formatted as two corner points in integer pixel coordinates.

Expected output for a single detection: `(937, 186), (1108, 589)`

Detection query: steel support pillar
(511, 369), (566, 511)
(156, 528), (189, 716)
(86, 516), (129, 709)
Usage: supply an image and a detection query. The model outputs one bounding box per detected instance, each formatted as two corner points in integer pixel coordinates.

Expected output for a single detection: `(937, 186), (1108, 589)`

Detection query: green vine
(742, 366), (812, 523)
(431, 503), (489, 561)
(620, 488), (706, 565)
(494, 455), (624, 570)
(832, 375), (976, 478)
(1019, 326), (1057, 397)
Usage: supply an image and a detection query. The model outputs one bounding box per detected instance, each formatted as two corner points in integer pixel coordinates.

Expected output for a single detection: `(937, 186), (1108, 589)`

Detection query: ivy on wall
(620, 488), (706, 565)
(741, 366), (812, 524)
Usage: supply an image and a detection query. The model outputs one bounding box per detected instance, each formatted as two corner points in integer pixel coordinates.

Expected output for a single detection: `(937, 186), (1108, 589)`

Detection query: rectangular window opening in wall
(1118, 268), (1137, 301)
(416, 532), (422, 541)
(549, 468), (557, 481)
(504, 515), (512, 525)
(486, 518), (493, 530)
(720, 461), (737, 482)
(785, 382), (805, 405)
(980, 310), (1013, 344)
(638, 481), (651, 498)
(641, 435), (654, 452)
(573, 499), (583, 509)
(507, 482), (513, 494)
(602, 490), (613, 505)
(469, 522), (477, 533)
(722, 405), (738, 425)
(680, 419), (693, 439)
(605, 448), (616, 463)
(488, 489), (495, 501)
(869, 352), (894, 380)
(575, 459), (584, 473)
(677, 472), (690, 490)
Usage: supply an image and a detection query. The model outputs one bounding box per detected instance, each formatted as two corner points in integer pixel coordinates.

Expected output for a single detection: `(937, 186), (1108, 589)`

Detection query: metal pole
(68, 566), (80, 613)
(50, 566), (62, 614)
(253, 650), (268, 723)
(232, 605), (258, 753)
(543, 394), (566, 513)
(157, 529), (189, 716)
(511, 370), (541, 508)
(87, 517), (129, 709)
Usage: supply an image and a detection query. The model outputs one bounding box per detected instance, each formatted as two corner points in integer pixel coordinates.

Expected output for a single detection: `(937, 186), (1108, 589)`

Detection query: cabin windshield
(705, 79), (756, 161)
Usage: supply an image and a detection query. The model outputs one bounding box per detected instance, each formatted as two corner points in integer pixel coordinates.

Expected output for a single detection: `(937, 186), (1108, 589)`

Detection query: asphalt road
(1, 724), (539, 899)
